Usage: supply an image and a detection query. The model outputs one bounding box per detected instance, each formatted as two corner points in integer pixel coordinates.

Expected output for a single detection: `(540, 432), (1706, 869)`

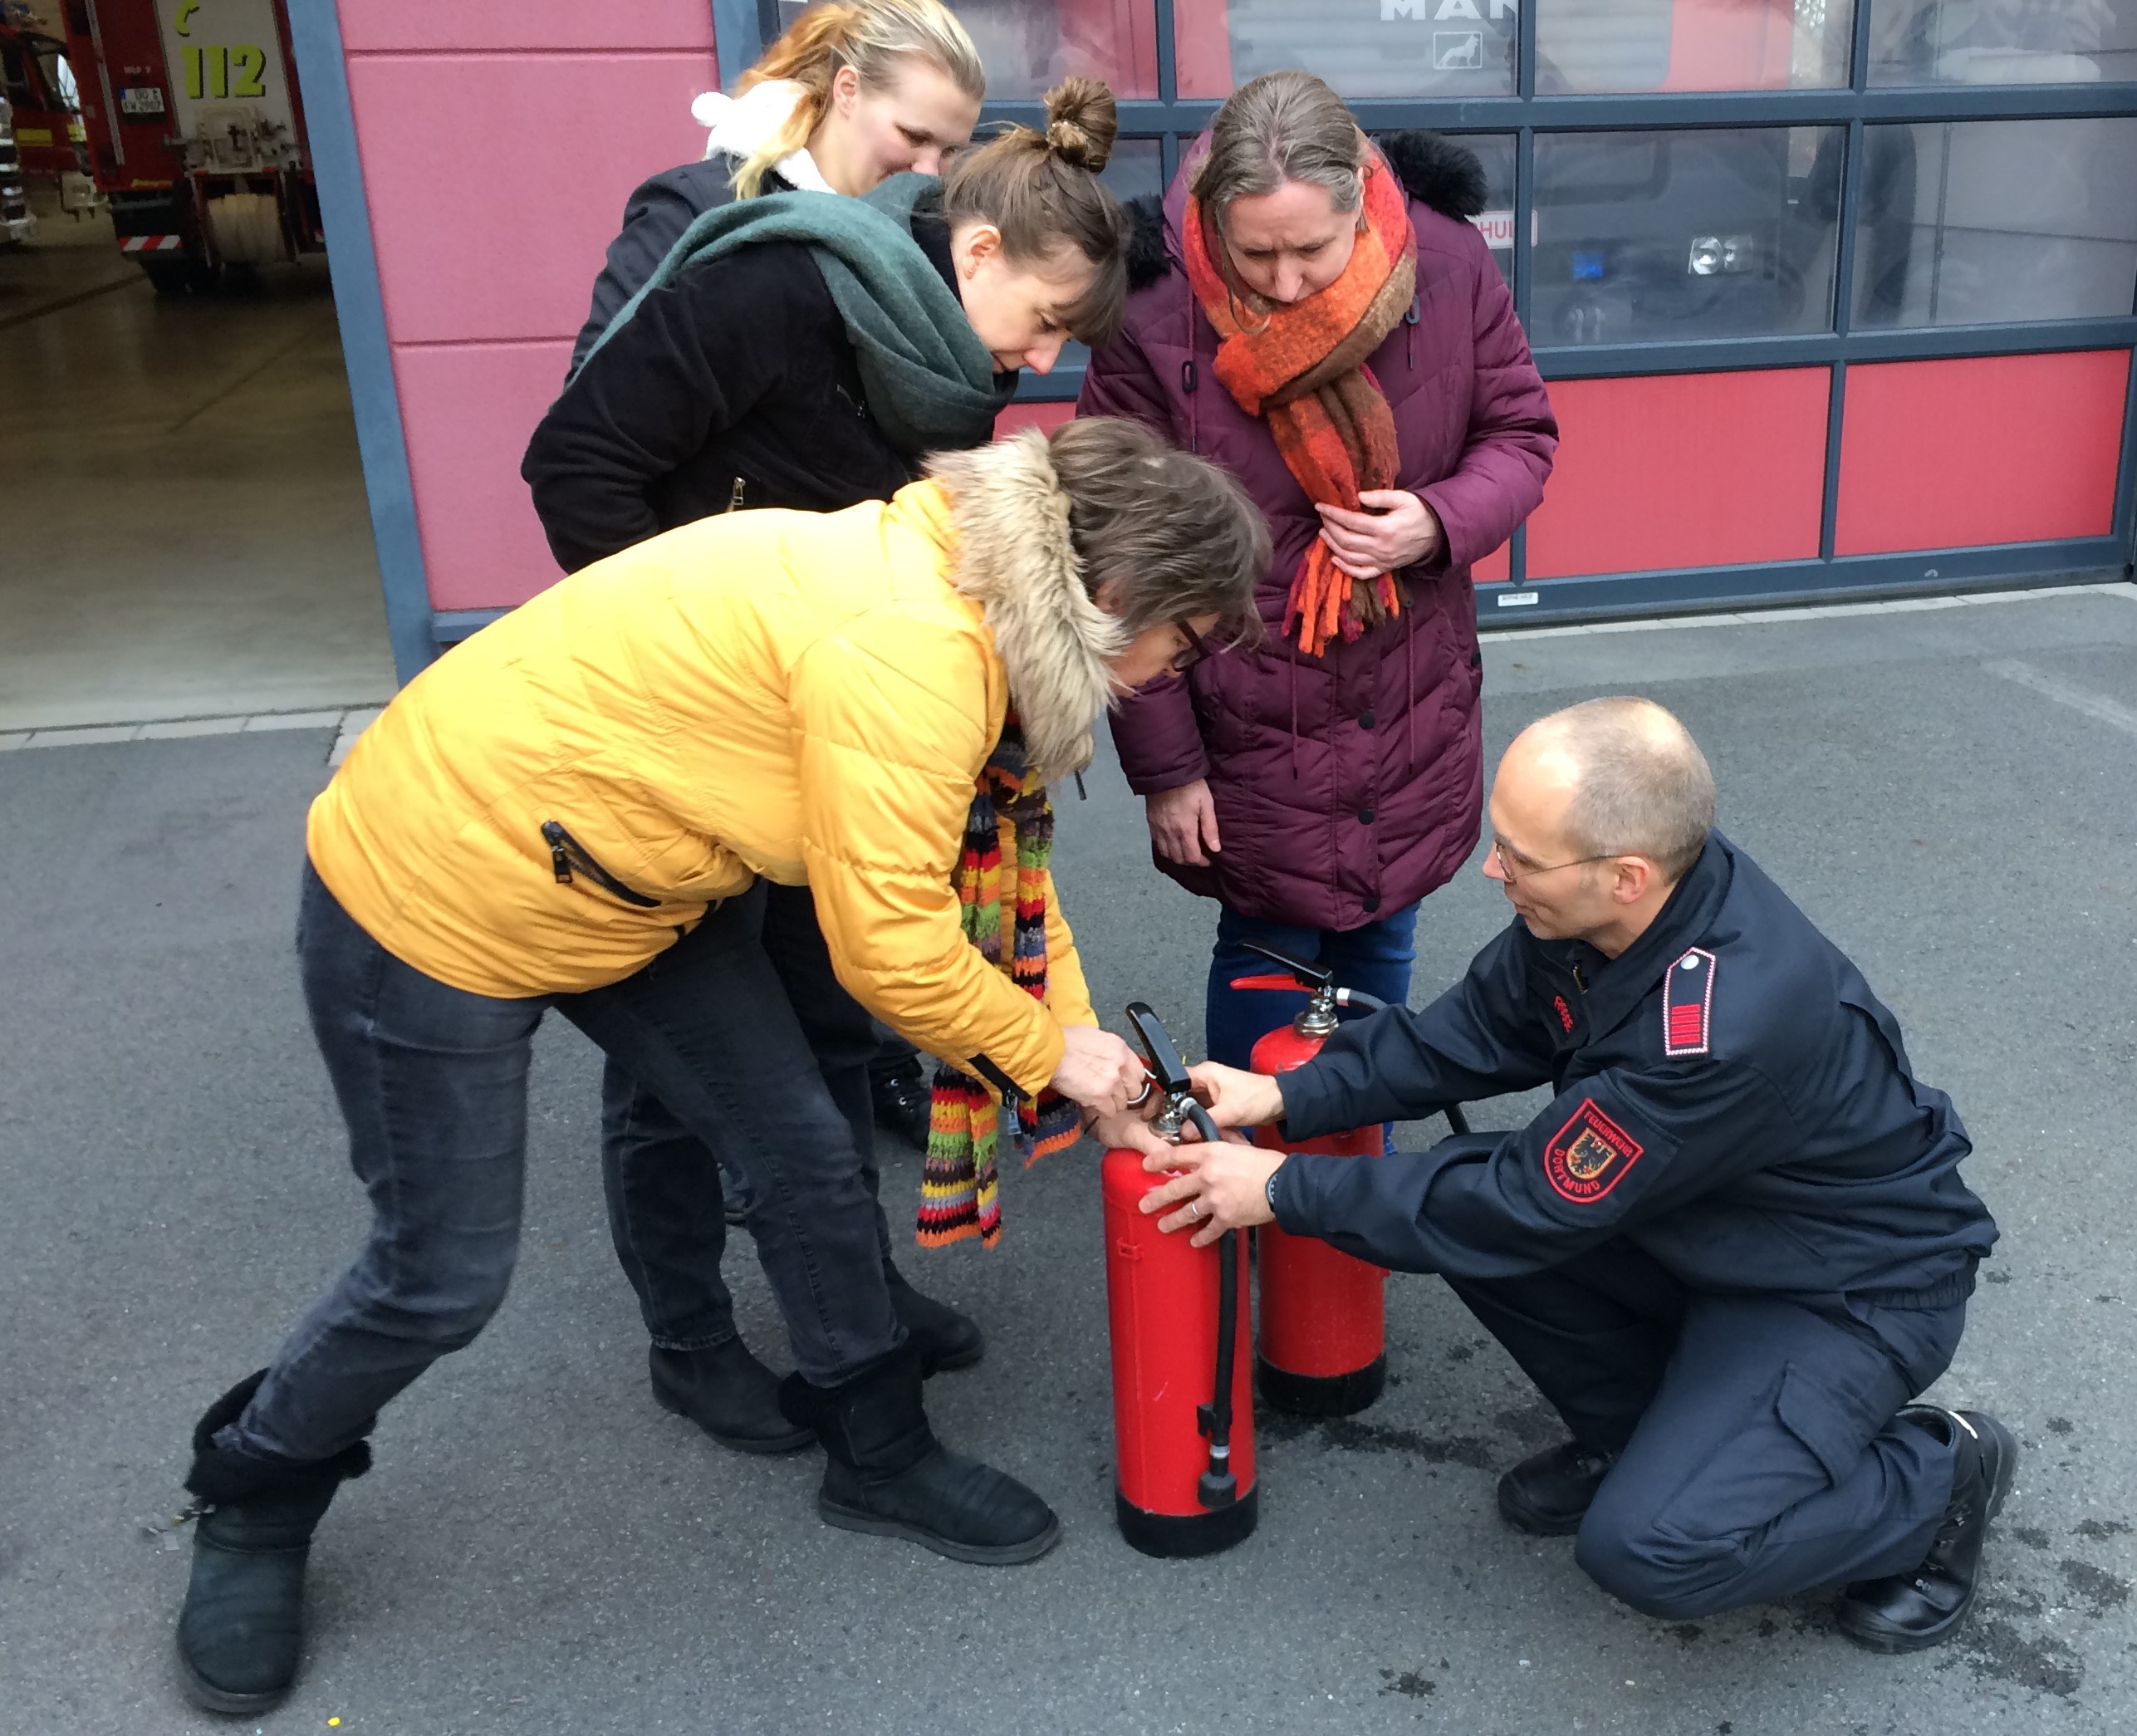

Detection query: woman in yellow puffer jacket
(171, 418), (1268, 1702)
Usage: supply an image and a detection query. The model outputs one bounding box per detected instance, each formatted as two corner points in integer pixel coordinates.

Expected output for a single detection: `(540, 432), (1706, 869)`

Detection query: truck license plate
(120, 87), (167, 116)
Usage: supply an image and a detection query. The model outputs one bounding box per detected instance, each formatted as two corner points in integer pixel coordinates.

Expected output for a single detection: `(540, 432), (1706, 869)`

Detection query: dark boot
(870, 1054), (934, 1152)
(175, 1371), (370, 1715)
(650, 1339), (814, 1454)
(1835, 1406), (2019, 1655)
(1497, 1439), (1617, 1537)
(814, 1346), (1060, 1565)
(884, 1260), (983, 1374)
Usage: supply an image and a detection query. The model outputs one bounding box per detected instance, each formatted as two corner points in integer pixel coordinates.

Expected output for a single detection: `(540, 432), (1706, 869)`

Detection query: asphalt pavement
(2, 586), (2133, 1736)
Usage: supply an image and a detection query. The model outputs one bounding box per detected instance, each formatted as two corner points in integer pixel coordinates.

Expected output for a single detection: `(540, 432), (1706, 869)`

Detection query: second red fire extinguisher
(1230, 941), (1469, 1417)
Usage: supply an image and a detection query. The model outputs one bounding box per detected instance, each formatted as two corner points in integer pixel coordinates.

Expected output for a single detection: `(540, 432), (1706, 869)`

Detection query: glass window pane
(1869, 0), (2137, 86)
(1375, 130), (1516, 286)
(1539, 0), (1855, 93)
(1174, 0), (1517, 100)
(775, 1), (1161, 100)
(1055, 138), (1167, 375)
(1532, 127), (1843, 345)
(1853, 118), (2137, 327)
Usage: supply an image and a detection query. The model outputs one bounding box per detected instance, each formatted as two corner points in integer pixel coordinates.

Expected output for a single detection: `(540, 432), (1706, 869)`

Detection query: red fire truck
(61, 0), (318, 293)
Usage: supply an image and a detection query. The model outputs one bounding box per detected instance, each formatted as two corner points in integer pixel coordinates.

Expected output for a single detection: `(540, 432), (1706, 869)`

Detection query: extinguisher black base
(1255, 1352), (1387, 1417)
(1113, 1483), (1260, 1559)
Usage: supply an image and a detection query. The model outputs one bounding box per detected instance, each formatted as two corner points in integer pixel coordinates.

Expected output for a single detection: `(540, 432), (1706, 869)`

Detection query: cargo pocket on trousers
(1774, 1361), (1878, 1488)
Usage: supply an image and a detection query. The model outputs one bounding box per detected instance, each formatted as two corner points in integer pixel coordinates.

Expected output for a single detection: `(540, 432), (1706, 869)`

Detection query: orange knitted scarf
(1182, 151), (1418, 656)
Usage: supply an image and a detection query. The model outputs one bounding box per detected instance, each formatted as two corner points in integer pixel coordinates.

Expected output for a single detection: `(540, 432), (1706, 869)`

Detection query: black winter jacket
(524, 185), (966, 576)
(1272, 832), (1997, 1307)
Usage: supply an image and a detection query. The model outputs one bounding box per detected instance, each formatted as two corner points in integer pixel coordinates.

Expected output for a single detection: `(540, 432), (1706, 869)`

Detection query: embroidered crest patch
(1664, 947), (1716, 1057)
(1542, 1099), (1644, 1204)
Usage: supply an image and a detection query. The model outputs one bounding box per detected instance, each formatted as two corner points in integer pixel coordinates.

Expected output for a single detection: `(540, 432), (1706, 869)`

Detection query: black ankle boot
(870, 1057), (934, 1151)
(650, 1339), (815, 1454)
(884, 1260), (983, 1374)
(1497, 1439), (1617, 1537)
(176, 1371), (370, 1715)
(1835, 1406), (2019, 1654)
(814, 1347), (1060, 1565)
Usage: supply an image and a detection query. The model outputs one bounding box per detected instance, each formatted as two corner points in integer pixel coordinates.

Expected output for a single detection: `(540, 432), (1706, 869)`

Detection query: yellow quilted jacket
(307, 434), (1122, 1096)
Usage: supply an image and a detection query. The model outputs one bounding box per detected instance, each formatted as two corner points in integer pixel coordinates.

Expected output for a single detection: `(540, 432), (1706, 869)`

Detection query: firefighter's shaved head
(1509, 698), (1716, 884)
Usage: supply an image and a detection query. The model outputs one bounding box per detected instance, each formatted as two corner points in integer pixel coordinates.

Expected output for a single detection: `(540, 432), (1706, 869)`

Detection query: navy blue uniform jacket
(1272, 832), (1996, 1303)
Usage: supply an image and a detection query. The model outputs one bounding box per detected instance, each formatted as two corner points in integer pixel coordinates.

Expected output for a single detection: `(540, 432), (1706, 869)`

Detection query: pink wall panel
(1835, 351), (2129, 556)
(339, 0), (716, 54)
(392, 341), (574, 611)
(1527, 370), (1830, 578)
(349, 51), (715, 346)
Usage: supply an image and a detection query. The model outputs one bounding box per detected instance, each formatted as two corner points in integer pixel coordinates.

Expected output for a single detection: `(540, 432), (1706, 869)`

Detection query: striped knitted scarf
(1182, 150), (1418, 657)
(916, 719), (1081, 1248)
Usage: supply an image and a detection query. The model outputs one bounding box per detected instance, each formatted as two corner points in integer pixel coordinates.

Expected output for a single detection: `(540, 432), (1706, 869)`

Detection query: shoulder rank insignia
(1664, 946), (1716, 1057)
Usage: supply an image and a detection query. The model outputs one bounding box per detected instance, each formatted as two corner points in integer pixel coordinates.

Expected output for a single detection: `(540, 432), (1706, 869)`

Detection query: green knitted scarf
(576, 173), (1012, 454)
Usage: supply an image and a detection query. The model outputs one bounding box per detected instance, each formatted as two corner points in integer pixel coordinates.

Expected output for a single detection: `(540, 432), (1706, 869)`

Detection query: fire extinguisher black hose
(1184, 1100), (1240, 1510)
(1332, 989), (1472, 1135)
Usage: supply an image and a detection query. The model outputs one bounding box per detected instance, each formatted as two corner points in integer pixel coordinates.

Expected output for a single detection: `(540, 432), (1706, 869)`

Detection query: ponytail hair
(731, 0), (986, 199)
(942, 77), (1129, 346)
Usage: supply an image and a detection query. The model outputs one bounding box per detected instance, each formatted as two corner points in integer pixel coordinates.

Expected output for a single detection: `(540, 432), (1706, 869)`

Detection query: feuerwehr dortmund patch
(1542, 1099), (1644, 1204)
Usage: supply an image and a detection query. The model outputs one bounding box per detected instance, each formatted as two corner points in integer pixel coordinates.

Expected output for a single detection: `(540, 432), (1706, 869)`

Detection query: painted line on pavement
(1478, 581), (2137, 643)
(1988, 660), (2137, 738)
(0, 706), (380, 757)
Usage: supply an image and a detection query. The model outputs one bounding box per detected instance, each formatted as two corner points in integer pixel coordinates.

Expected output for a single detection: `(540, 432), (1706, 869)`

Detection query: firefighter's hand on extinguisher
(1184, 1062), (1287, 1134)
(1051, 1023), (1147, 1116)
(1139, 1140), (1286, 1249)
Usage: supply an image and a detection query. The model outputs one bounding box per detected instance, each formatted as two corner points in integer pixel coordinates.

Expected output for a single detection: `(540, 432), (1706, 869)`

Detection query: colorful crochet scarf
(1182, 149), (1419, 657)
(916, 719), (1082, 1248)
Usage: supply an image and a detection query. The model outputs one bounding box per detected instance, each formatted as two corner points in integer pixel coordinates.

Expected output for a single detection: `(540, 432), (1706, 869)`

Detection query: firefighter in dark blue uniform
(1145, 697), (2012, 1652)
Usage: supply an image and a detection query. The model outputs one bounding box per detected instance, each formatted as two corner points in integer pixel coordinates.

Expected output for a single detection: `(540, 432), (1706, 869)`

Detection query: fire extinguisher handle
(1227, 972), (1308, 993)
(1237, 938), (1332, 990)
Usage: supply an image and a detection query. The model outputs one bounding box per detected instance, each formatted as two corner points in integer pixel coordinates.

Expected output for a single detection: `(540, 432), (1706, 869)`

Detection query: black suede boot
(650, 1338), (814, 1454)
(815, 1347), (1060, 1565)
(870, 1055), (934, 1151)
(1497, 1439), (1618, 1537)
(884, 1260), (983, 1374)
(176, 1371), (370, 1715)
(1835, 1406), (2020, 1655)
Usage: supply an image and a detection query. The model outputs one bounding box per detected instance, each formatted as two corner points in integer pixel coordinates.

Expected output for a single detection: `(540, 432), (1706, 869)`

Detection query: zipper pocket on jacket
(541, 821), (661, 909)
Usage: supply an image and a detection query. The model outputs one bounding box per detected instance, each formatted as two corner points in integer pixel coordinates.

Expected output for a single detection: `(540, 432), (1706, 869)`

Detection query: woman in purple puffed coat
(1076, 71), (1556, 1072)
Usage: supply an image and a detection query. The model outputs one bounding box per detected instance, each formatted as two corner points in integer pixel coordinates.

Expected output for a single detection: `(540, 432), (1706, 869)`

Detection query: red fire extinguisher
(1103, 1002), (1257, 1558)
(1229, 941), (1470, 1417)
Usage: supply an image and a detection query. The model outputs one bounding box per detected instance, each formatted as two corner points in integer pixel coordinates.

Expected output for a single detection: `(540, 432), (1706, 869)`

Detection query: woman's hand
(1146, 780), (1221, 867)
(1315, 489), (1444, 579)
(1050, 1024), (1147, 1116)
(1088, 1106), (1174, 1161)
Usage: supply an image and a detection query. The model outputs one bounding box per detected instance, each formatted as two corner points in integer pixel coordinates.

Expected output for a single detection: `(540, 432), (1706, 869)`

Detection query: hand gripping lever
(1123, 1001), (1238, 1509)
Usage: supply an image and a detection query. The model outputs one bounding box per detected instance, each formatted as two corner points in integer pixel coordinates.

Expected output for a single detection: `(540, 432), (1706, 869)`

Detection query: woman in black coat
(521, 78), (1130, 1459)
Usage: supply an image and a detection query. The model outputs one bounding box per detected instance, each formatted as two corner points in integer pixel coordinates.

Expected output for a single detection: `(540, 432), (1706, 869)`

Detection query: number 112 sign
(154, 0), (295, 142)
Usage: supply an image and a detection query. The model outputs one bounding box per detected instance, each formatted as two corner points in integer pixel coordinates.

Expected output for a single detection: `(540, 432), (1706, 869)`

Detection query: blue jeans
(1204, 902), (1422, 1072)
(226, 865), (906, 1467)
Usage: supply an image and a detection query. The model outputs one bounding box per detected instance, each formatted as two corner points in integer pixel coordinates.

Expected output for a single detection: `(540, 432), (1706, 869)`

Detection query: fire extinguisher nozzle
(1197, 1469), (1239, 1509)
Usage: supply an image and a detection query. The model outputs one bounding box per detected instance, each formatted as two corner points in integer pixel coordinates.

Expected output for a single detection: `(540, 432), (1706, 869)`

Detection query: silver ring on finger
(1189, 1199), (1202, 1220)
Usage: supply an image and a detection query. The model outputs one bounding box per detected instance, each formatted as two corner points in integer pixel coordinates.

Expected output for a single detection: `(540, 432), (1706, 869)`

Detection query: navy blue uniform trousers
(1449, 1242), (1966, 1619)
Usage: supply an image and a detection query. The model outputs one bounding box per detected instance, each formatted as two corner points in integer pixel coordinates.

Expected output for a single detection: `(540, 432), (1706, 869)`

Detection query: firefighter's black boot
(176, 1371), (370, 1715)
(1835, 1406), (2019, 1654)
(884, 1260), (984, 1374)
(649, 1337), (814, 1454)
(1497, 1439), (1618, 1537)
(814, 1346), (1060, 1565)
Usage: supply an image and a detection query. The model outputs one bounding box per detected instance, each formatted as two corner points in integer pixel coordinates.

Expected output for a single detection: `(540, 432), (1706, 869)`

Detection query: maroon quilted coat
(1079, 134), (1556, 930)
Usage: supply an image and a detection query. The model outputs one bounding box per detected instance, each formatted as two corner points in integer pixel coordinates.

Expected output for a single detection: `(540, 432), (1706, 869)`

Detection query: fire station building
(288, 0), (2137, 683)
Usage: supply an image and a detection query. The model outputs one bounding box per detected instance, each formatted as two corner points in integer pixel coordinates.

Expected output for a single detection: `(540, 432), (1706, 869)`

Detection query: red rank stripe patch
(1541, 1098), (1644, 1204)
(1669, 1004), (1704, 1047)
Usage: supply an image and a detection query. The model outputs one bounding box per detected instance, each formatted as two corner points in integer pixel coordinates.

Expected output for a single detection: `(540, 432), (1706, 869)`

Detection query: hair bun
(1042, 76), (1117, 174)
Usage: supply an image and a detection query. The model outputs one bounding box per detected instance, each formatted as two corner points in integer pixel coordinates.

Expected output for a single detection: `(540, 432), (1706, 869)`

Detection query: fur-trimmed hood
(1126, 130), (1488, 292)
(924, 429), (1127, 783)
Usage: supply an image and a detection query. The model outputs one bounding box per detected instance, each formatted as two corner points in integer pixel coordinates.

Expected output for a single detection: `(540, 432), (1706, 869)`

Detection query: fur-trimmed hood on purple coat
(1078, 132), (1557, 930)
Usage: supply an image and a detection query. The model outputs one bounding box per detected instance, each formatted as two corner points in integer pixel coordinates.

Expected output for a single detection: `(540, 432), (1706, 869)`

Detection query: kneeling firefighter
(169, 416), (1268, 1715)
(1142, 699), (2012, 1655)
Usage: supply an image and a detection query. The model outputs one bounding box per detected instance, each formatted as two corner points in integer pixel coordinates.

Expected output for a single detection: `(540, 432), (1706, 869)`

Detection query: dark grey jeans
(599, 880), (895, 1351)
(223, 864), (905, 1467)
